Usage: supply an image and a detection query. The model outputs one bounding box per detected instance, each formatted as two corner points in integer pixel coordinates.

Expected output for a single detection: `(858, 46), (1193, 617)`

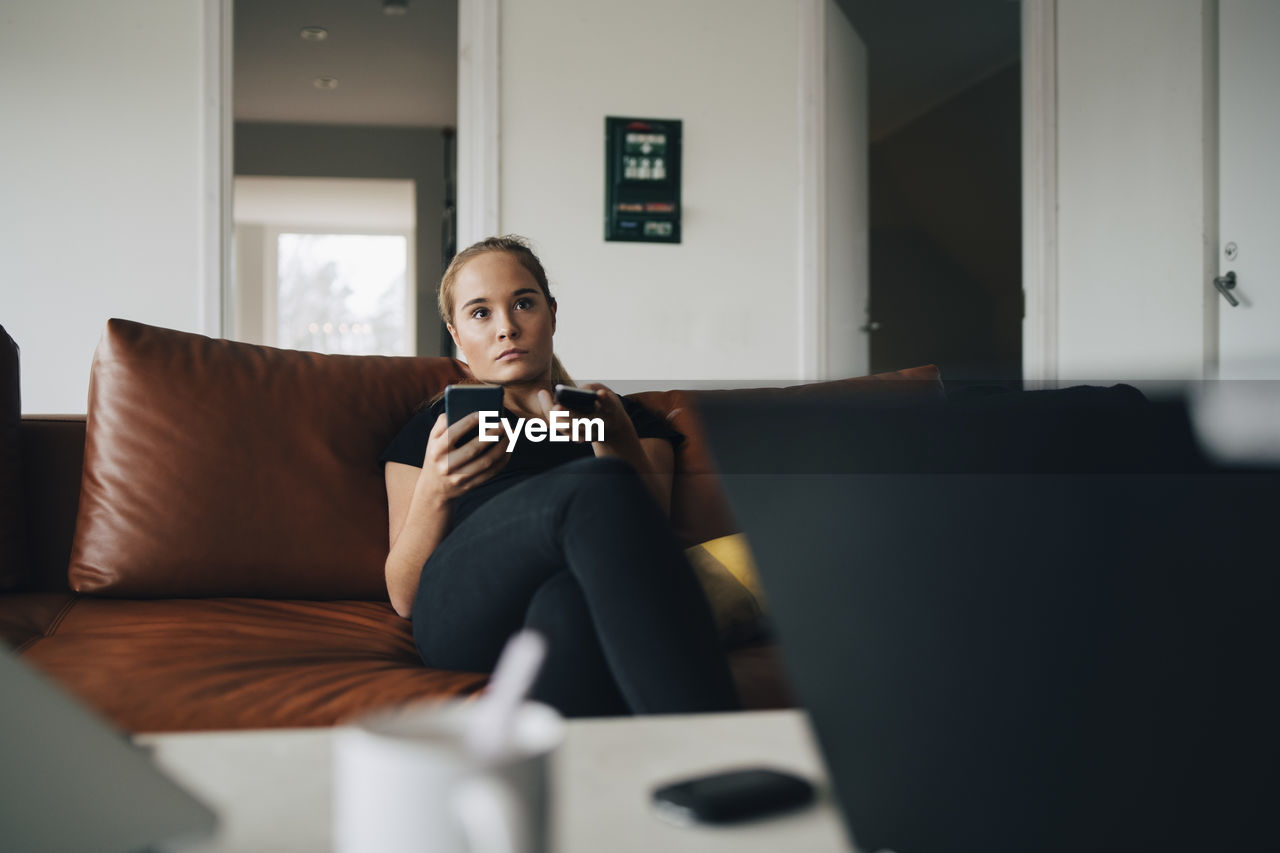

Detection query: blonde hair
(438, 235), (574, 387)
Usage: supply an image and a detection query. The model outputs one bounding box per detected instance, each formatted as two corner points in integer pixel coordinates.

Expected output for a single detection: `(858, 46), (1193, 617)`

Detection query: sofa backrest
(39, 319), (940, 601)
(16, 417), (85, 594)
(631, 365), (945, 547)
(1, 325), (25, 593)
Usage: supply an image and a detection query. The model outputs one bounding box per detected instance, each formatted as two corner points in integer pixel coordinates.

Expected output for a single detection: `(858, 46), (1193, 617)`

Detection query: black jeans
(411, 455), (741, 717)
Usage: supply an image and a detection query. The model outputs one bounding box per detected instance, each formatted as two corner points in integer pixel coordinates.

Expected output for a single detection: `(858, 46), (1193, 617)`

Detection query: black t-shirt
(380, 395), (684, 532)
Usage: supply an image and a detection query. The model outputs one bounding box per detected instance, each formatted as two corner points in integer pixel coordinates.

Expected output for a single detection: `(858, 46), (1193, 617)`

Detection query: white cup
(333, 699), (564, 853)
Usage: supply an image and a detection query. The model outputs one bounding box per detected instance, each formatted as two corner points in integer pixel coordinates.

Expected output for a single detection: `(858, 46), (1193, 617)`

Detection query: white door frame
(458, 0), (501, 250)
(203, 0), (233, 339)
(797, 0), (827, 382)
(1021, 0), (1058, 385)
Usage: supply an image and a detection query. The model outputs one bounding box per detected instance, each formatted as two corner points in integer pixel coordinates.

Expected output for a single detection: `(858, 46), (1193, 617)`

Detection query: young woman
(380, 235), (740, 717)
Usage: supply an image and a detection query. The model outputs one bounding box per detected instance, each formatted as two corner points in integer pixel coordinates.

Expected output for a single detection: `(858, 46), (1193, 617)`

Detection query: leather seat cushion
(0, 592), (76, 650)
(18, 596), (488, 732)
(15, 594), (793, 731)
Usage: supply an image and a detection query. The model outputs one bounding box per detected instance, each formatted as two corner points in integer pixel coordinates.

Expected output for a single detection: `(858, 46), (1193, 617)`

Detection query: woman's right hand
(418, 411), (512, 501)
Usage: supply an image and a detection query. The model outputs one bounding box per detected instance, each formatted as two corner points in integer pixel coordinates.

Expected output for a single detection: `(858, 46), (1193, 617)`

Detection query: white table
(136, 709), (854, 853)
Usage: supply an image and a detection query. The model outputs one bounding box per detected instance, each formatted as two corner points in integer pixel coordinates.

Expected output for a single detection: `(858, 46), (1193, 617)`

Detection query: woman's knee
(523, 571), (591, 635)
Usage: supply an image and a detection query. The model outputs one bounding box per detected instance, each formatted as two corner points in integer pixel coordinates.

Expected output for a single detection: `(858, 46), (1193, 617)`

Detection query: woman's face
(447, 251), (557, 385)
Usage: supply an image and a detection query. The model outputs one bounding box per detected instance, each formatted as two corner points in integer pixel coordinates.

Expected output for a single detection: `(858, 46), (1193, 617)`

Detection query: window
(274, 231), (411, 355)
(231, 176), (417, 356)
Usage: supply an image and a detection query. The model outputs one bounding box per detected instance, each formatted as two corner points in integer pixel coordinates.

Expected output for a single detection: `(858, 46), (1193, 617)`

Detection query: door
(1218, 0), (1280, 378)
(824, 0), (871, 379)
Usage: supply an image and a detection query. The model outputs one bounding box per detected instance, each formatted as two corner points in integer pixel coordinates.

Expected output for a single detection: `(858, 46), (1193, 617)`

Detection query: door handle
(1214, 271), (1240, 307)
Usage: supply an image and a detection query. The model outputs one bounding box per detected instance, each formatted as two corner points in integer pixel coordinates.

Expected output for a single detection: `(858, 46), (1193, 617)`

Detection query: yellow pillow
(684, 533), (767, 647)
(696, 533), (765, 603)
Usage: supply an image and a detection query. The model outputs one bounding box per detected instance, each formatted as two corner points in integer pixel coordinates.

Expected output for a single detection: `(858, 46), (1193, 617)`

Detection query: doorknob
(1214, 271), (1240, 307)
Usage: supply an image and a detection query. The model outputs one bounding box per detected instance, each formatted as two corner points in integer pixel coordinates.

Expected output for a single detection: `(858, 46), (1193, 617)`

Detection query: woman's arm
(384, 461), (452, 619)
(384, 412), (512, 618)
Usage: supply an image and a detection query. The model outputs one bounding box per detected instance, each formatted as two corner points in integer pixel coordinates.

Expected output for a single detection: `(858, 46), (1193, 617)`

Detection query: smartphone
(444, 384), (504, 446)
(651, 767), (815, 825)
(554, 384), (599, 414)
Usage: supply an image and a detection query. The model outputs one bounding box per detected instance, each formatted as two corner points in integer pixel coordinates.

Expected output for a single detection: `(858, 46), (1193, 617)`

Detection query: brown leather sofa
(0, 320), (941, 733)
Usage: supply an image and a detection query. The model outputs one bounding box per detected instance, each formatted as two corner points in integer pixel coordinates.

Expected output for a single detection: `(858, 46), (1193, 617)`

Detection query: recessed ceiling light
(299, 26), (328, 42)
(383, 0), (408, 15)
(313, 76), (339, 90)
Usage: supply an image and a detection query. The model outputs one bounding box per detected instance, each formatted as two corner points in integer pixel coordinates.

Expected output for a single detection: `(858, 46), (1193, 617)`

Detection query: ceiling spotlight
(313, 76), (339, 90)
(299, 26), (328, 42)
(383, 0), (408, 15)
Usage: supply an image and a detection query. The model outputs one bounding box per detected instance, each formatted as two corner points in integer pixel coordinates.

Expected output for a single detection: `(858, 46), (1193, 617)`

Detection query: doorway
(230, 0), (457, 356)
(839, 1), (1022, 388)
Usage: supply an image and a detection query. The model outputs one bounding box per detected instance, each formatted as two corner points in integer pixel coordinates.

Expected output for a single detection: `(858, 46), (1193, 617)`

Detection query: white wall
(497, 0), (864, 386)
(1054, 0), (1217, 380)
(0, 0), (216, 413)
(233, 177), (416, 231)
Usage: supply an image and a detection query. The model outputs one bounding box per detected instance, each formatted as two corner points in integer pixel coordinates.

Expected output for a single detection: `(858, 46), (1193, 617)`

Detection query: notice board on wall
(605, 117), (682, 243)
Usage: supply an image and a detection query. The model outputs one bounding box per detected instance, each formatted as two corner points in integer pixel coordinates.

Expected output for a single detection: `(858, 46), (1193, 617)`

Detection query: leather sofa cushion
(68, 320), (470, 599)
(0, 592), (75, 651)
(19, 596), (488, 731)
(17, 596), (790, 731)
(630, 364), (943, 547)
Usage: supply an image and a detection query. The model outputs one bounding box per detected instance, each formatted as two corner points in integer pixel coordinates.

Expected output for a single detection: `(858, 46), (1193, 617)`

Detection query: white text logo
(477, 410), (604, 452)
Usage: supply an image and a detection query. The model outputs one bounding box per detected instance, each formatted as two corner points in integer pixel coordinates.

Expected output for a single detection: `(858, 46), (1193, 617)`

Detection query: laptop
(698, 389), (1277, 852)
(1, 646), (217, 851)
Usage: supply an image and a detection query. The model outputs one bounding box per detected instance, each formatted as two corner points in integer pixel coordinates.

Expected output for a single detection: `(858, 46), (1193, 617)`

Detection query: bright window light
(276, 233), (409, 355)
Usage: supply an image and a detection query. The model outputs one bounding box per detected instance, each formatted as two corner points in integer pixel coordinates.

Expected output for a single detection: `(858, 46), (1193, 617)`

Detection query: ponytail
(549, 355), (575, 388)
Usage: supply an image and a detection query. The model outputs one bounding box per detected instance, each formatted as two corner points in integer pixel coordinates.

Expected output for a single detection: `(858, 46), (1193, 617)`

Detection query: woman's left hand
(576, 383), (640, 451)
(535, 383), (673, 514)
(534, 384), (639, 449)
(578, 383), (674, 515)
